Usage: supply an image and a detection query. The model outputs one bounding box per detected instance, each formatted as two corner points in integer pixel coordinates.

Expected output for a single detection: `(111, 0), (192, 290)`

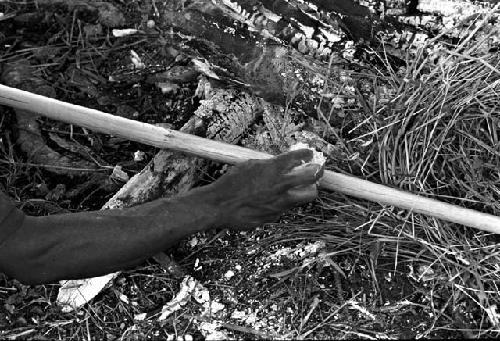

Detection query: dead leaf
(57, 273), (119, 313)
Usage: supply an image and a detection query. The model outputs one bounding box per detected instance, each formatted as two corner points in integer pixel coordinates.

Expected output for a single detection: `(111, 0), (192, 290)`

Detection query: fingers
(229, 182), (319, 231)
(273, 149), (313, 173)
(272, 183), (319, 210)
(286, 184), (318, 206)
(276, 163), (323, 192)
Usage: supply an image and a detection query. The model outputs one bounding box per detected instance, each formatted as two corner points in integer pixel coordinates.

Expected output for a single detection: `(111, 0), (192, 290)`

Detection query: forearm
(0, 187), (219, 284)
(0, 148), (321, 285)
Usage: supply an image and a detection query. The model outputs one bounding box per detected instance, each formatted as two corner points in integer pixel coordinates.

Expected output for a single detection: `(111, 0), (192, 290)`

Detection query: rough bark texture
(158, 0), (499, 110)
(57, 77), (267, 311)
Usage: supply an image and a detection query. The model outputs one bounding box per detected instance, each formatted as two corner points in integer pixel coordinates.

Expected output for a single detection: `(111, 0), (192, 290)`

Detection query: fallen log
(1, 83), (500, 234)
(56, 78), (265, 311)
(57, 117), (201, 313)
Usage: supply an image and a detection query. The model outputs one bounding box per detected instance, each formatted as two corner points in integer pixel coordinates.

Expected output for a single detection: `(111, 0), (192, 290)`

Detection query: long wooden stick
(1, 84), (499, 233)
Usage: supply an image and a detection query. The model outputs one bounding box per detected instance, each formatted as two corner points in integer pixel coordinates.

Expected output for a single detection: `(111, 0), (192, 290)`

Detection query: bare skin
(0, 149), (323, 285)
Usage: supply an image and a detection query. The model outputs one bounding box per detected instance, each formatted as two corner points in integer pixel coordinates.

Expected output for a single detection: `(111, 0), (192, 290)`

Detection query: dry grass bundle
(275, 13), (500, 337)
(370, 32), (500, 336)
(375, 30), (500, 214)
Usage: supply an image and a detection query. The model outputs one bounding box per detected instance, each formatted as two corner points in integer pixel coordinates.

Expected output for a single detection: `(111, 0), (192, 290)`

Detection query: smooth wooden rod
(1, 84), (499, 234)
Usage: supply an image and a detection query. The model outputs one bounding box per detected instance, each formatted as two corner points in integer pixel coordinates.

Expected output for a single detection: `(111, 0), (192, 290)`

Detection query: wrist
(176, 184), (225, 231)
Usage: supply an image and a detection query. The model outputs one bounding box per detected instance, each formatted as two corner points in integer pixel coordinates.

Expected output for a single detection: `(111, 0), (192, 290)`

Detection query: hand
(202, 149), (324, 230)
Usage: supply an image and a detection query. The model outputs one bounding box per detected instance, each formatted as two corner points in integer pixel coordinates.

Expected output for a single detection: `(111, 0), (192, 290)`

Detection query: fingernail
(313, 165), (324, 178)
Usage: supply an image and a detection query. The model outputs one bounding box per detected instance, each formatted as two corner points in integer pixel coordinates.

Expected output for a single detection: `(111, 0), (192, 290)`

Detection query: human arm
(0, 149), (322, 285)
(0, 190), (219, 285)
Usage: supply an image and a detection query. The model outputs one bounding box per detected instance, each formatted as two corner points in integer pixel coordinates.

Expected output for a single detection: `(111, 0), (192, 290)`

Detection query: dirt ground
(1, 0), (500, 340)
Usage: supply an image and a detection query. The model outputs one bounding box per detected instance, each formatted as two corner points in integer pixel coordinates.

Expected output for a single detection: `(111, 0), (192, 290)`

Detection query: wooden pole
(1, 84), (499, 233)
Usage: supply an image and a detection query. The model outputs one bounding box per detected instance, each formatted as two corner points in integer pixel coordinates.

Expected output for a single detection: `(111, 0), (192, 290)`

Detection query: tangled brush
(267, 10), (500, 337)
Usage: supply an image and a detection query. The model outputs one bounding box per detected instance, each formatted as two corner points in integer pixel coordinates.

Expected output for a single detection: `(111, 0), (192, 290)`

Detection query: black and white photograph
(0, 0), (499, 339)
